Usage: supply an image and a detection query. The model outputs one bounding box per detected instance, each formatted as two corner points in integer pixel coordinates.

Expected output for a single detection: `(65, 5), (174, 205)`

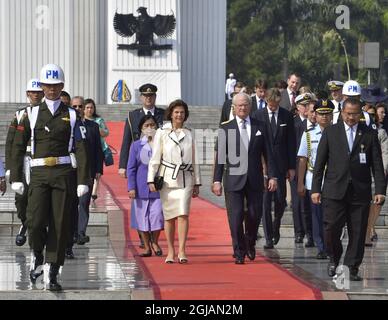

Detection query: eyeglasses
(72, 105), (83, 109)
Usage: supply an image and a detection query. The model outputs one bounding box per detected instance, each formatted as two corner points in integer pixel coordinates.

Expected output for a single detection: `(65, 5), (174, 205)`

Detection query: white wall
(180, 0), (227, 106)
(107, 0), (181, 105)
(0, 0), (107, 103)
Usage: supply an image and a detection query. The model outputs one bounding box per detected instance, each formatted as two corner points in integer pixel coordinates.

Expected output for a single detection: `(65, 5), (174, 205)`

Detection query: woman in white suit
(148, 99), (201, 264)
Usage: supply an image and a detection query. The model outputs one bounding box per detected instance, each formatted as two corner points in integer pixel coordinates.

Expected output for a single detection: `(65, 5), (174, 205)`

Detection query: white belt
(30, 156), (71, 167)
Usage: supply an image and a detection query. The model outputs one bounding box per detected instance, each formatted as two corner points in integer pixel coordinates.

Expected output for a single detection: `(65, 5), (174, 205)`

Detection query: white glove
(5, 170), (10, 183)
(11, 182), (24, 195)
(77, 185), (89, 197)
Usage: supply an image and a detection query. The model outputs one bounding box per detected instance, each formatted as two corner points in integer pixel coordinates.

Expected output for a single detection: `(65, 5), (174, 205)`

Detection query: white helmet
(342, 80), (361, 96)
(26, 78), (43, 92)
(229, 73), (234, 78)
(39, 64), (65, 84)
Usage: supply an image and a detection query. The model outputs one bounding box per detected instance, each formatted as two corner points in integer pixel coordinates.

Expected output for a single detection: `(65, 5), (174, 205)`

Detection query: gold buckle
(44, 157), (58, 167)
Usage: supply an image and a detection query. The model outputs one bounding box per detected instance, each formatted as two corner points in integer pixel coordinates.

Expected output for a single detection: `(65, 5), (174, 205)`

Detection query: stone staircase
(1, 103), (387, 229)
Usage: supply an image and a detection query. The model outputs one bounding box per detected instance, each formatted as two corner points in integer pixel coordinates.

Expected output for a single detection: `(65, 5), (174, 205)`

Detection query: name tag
(359, 153), (366, 164)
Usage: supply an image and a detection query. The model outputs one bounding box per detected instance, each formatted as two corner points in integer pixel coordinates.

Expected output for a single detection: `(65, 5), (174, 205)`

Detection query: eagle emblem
(114, 7), (176, 56)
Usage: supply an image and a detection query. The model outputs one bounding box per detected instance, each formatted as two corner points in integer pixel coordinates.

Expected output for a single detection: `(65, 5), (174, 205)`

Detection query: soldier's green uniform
(10, 102), (90, 266)
(5, 108), (30, 226)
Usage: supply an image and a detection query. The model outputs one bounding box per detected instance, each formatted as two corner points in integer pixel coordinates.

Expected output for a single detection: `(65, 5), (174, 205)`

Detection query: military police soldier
(10, 64), (90, 291)
(5, 78), (44, 246)
(297, 99), (335, 259)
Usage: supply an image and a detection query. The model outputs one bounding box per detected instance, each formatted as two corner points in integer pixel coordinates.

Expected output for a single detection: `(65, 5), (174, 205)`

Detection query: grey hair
(232, 92), (252, 107)
(71, 96), (85, 105)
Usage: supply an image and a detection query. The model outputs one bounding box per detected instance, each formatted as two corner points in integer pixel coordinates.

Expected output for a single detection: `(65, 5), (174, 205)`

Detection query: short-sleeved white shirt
(297, 125), (323, 190)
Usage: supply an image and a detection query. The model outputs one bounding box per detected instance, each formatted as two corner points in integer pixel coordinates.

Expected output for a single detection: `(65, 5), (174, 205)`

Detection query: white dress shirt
(45, 98), (61, 115)
(287, 88), (296, 106)
(266, 107), (279, 124)
(143, 107), (155, 115)
(256, 96), (266, 110)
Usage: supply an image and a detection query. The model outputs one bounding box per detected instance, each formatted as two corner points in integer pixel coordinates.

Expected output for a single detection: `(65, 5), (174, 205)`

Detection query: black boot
(15, 224), (27, 247)
(49, 264), (62, 291)
(29, 251), (44, 283)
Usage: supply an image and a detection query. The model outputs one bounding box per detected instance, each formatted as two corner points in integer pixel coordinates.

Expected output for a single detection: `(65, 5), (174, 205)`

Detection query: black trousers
(227, 184), (263, 259)
(290, 178), (313, 239)
(262, 176), (286, 241)
(322, 185), (370, 268)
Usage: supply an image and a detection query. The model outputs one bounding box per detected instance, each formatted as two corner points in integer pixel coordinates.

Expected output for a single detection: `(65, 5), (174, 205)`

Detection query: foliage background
(226, 0), (388, 91)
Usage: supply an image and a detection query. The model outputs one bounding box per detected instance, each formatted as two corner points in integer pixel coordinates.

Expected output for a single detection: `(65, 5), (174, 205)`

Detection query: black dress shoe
(139, 250), (152, 257)
(273, 235), (280, 245)
(49, 264), (62, 292)
(151, 243), (163, 256)
(247, 247), (256, 261)
(305, 240), (315, 248)
(316, 252), (328, 260)
(295, 235), (304, 244)
(264, 242), (274, 249)
(77, 234), (90, 245)
(235, 258), (245, 264)
(15, 225), (27, 246)
(65, 248), (75, 259)
(327, 262), (337, 277)
(29, 251), (44, 283)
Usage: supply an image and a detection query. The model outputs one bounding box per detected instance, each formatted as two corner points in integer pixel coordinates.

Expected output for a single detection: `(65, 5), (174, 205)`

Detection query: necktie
(291, 92), (296, 105)
(240, 119), (249, 149)
(271, 112), (277, 137)
(259, 99), (264, 110)
(348, 126), (354, 152)
(147, 111), (152, 116)
(338, 102), (341, 112)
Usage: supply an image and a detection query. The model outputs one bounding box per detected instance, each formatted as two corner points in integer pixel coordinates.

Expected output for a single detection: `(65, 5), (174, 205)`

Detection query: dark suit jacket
(280, 89), (293, 111)
(312, 122), (386, 202)
(83, 119), (103, 179)
(214, 117), (277, 192)
(252, 108), (296, 177)
(119, 107), (165, 169)
(220, 99), (233, 124)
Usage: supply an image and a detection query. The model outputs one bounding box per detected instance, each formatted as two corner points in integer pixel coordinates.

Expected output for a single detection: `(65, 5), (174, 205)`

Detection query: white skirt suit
(148, 123), (201, 220)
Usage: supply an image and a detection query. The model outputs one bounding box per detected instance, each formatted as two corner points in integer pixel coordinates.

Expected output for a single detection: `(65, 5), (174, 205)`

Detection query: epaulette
(221, 119), (233, 125)
(305, 126), (315, 133)
(17, 105), (28, 112)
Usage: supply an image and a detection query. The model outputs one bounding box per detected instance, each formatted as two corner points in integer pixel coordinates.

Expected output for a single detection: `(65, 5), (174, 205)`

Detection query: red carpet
(101, 121), (322, 300)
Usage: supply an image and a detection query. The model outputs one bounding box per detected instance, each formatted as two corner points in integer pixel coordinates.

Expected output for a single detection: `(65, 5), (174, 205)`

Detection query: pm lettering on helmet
(32, 81), (40, 88)
(47, 70), (59, 79)
(350, 85), (358, 92)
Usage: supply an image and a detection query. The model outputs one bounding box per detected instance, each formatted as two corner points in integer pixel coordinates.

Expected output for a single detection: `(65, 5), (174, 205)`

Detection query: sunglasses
(72, 105), (83, 109)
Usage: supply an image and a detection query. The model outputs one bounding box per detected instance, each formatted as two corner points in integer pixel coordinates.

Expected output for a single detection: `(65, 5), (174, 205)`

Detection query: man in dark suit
(253, 88), (296, 249)
(119, 83), (165, 178)
(219, 82), (245, 124)
(311, 97), (386, 281)
(279, 73), (301, 111)
(251, 79), (268, 112)
(291, 94), (316, 245)
(213, 93), (278, 264)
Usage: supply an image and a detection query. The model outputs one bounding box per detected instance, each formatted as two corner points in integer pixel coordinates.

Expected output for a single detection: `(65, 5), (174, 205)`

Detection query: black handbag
(154, 176), (164, 191)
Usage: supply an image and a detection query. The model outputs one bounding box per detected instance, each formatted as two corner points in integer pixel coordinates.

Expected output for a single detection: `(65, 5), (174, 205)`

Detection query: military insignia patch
(62, 117), (71, 122)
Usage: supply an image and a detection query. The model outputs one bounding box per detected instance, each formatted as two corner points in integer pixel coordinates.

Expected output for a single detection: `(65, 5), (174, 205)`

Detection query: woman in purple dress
(127, 115), (164, 257)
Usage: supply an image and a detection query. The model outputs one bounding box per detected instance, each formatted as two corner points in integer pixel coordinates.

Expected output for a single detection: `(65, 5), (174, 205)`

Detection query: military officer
(5, 78), (44, 246)
(119, 83), (165, 177)
(10, 64), (90, 291)
(297, 99), (335, 259)
(328, 80), (345, 113)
